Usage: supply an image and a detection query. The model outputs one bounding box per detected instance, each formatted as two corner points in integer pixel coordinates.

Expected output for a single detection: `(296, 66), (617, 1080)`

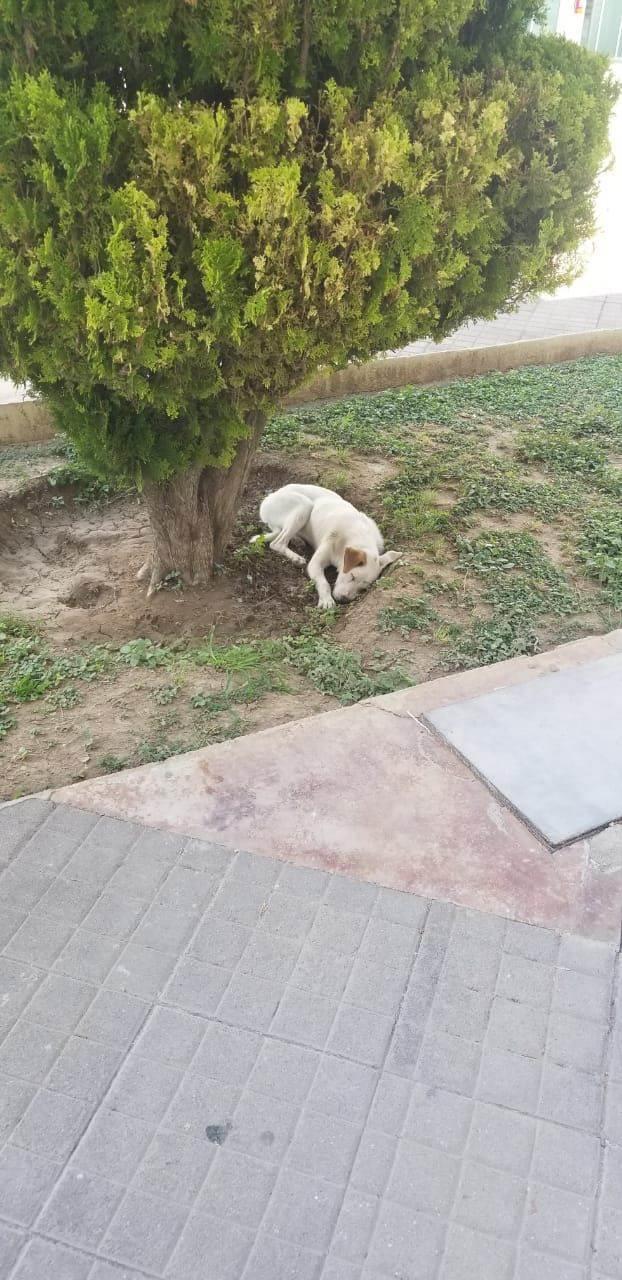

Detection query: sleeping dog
(253, 483), (399, 608)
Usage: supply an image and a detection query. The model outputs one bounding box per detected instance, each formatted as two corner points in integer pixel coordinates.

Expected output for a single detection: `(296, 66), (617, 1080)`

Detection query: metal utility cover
(426, 653), (622, 845)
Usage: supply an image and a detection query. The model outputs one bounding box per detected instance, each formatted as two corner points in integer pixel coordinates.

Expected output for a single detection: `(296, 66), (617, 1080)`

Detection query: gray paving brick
(417, 1028), (482, 1094)
(156, 864), (216, 912)
(553, 966), (612, 1023)
(277, 864), (329, 900)
(595, 1202), (622, 1278)
(0, 958), (41, 1021)
(359, 918), (418, 974)
(454, 1161), (526, 1239)
(229, 1088), (300, 1163)
(101, 1188), (188, 1272)
(73, 1109), (152, 1186)
(54, 929), (122, 984)
(504, 920), (560, 963)
(135, 1005), (205, 1070)
(383, 1016), (423, 1077)
(272, 987), (338, 1048)
(218, 971), (283, 1031)
(106, 940), (175, 999)
(133, 1129), (215, 1206)
(487, 997), (548, 1058)
(373, 887), (428, 929)
(0, 905), (25, 948)
(166, 1208), (253, 1280)
(477, 1047), (542, 1112)
(604, 1081), (622, 1145)
(522, 1182), (592, 1262)
(258, 888), (318, 941)
(366, 1199), (445, 1278)
(238, 929), (302, 982)
(230, 848), (282, 888)
(444, 935), (501, 993)
(0, 1018), (66, 1083)
(467, 1102), (535, 1175)
(0, 798), (54, 861)
(540, 1061), (603, 1132)
(547, 1009), (608, 1072)
(324, 876), (377, 916)
(108, 846), (177, 900)
(387, 1138), (459, 1215)
(330, 1188), (377, 1265)
(287, 1110), (362, 1184)
(164, 1070), (240, 1141)
(245, 1232), (324, 1279)
(4, 913), (73, 967)
(309, 907), (367, 956)
(36, 1165), (124, 1250)
(62, 822), (134, 888)
(452, 908), (506, 946)
(404, 1083), (472, 1154)
(106, 1052), (181, 1124)
(0, 867), (54, 915)
(181, 836), (233, 875)
(321, 1259), (359, 1280)
(0, 1143), (60, 1225)
(343, 957), (405, 1018)
(0, 1075), (35, 1141)
(603, 1142), (622, 1203)
(25, 973), (94, 1032)
(515, 1251), (586, 1280)
(76, 988), (148, 1049)
(247, 1037), (319, 1105)
(82, 891), (146, 941)
(10, 1238), (92, 1280)
(497, 952), (555, 1010)
(291, 940), (354, 1000)
(433, 980), (493, 1042)
(308, 1057), (377, 1124)
(199, 1148), (277, 1226)
(328, 1003), (393, 1067)
(34, 875), (100, 925)
(15, 807), (97, 876)
(13, 1087), (90, 1161)
(0, 1224), (25, 1276)
(367, 1071), (410, 1136)
(89, 1266), (147, 1280)
(46, 1036), (122, 1103)
(264, 1168), (343, 1252)
(166, 1209), (254, 1280)
(350, 1129), (397, 1197)
(439, 1224), (515, 1280)
(163, 956), (231, 1018)
(132, 902), (198, 953)
(189, 915), (251, 968)
(558, 934), (616, 979)
(210, 876), (271, 928)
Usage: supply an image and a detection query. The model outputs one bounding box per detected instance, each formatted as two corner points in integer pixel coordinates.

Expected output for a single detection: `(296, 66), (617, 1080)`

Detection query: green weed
(378, 597), (440, 635)
(579, 508), (622, 606)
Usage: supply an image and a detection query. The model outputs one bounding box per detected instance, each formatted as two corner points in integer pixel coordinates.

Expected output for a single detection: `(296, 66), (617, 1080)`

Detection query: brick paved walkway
(1, 799), (621, 1279)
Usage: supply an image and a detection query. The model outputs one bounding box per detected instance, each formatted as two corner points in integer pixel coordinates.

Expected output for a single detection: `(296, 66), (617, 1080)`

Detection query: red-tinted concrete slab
(52, 701), (620, 939)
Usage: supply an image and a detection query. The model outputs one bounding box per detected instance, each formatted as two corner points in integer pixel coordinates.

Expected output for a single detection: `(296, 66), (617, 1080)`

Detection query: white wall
(555, 0), (586, 41)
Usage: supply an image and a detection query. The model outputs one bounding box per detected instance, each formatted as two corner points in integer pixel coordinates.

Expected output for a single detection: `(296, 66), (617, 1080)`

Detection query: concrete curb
(284, 327), (622, 405)
(2, 327), (622, 445)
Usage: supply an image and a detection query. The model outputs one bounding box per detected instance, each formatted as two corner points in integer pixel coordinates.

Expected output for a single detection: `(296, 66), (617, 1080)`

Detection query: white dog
(254, 483), (399, 608)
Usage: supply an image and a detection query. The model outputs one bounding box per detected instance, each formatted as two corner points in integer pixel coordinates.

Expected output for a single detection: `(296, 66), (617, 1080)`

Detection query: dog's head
(333, 546), (400, 602)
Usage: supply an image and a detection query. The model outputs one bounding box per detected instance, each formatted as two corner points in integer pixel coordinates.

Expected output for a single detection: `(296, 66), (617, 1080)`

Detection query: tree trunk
(139, 412), (265, 596)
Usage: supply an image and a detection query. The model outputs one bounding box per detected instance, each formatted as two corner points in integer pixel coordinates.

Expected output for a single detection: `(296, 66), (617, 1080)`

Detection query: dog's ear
(343, 546), (367, 572)
(378, 551), (401, 574)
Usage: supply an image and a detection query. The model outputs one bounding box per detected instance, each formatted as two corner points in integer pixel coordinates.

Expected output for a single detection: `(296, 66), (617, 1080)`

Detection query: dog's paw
(318, 596), (336, 610)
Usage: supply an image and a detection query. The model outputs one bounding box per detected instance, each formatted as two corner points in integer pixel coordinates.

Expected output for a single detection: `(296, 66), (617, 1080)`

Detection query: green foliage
(0, 4), (615, 489)
(284, 634), (409, 703)
(379, 597), (440, 635)
(579, 508), (622, 606)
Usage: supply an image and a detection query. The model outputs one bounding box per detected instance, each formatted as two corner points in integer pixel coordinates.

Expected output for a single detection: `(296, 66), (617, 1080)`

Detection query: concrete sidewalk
(391, 292), (622, 360)
(0, 797), (621, 1280)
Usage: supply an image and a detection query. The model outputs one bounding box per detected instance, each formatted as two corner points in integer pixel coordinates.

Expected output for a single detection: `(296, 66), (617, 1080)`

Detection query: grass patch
(579, 507), (622, 606)
(378, 597), (440, 635)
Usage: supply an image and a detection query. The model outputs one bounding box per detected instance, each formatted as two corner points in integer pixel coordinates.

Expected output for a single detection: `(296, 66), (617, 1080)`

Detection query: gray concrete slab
(427, 653), (622, 846)
(0, 799), (620, 1278)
